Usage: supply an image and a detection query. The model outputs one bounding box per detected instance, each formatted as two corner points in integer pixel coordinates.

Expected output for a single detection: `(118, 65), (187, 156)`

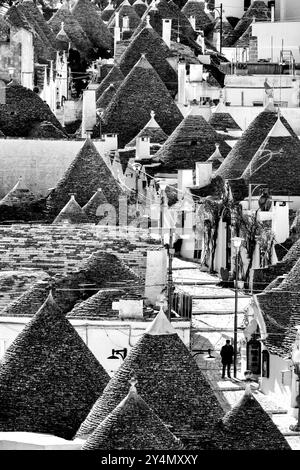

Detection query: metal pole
(220, 3), (223, 55)
(233, 246), (239, 378)
(167, 229), (174, 321)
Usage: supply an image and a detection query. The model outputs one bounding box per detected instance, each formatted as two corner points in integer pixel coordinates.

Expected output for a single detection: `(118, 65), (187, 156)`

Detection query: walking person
(220, 340), (234, 379)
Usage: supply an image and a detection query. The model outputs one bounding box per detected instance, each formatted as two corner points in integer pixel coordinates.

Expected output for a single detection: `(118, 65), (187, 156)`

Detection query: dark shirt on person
(220, 344), (234, 364)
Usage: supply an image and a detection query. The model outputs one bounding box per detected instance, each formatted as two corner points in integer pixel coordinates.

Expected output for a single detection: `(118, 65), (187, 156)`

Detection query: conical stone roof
(207, 143), (224, 170)
(71, 0), (113, 50)
(76, 309), (224, 448)
(125, 110), (168, 147)
(0, 82), (65, 138)
(19, 0), (57, 54)
(153, 111), (231, 173)
(0, 293), (110, 439)
(118, 26), (178, 94)
(242, 117), (300, 196)
(96, 65), (125, 100)
(82, 188), (108, 223)
(28, 121), (68, 139)
(100, 55), (183, 148)
(216, 110), (297, 180)
(133, 0), (147, 18)
(0, 179), (36, 207)
(55, 21), (71, 50)
(234, 0), (270, 42)
(108, 2), (141, 30)
(48, 2), (94, 56)
(96, 83), (118, 110)
(53, 195), (90, 224)
(133, 0), (197, 48)
(220, 390), (290, 450)
(66, 288), (126, 319)
(257, 256), (300, 356)
(181, 0), (213, 32)
(82, 380), (182, 450)
(101, 0), (115, 22)
(47, 138), (125, 219)
(209, 102), (241, 132)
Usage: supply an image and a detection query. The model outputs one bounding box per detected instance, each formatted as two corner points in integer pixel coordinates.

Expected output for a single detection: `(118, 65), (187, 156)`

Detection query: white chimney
(114, 12), (121, 53)
(197, 31), (205, 54)
(195, 162), (212, 188)
(82, 89), (97, 138)
(178, 169), (193, 193)
(177, 59), (186, 105)
(189, 16), (196, 31)
(271, 4), (275, 22)
(136, 136), (150, 159)
(123, 15), (129, 31)
(115, 11), (120, 28)
(162, 19), (172, 49)
(190, 63), (203, 82)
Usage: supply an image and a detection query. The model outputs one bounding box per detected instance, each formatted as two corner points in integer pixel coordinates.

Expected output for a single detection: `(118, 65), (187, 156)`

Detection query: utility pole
(232, 236), (243, 378)
(220, 3), (223, 55)
(167, 228), (175, 321)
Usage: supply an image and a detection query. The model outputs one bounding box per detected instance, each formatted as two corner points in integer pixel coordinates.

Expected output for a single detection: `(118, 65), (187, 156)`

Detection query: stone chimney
(123, 15), (130, 31)
(81, 89), (96, 138)
(271, 4), (275, 22)
(162, 19), (172, 49)
(136, 136), (150, 159)
(177, 58), (186, 105)
(195, 162), (212, 188)
(189, 63), (203, 82)
(114, 11), (121, 53)
(189, 16), (196, 31)
(178, 169), (193, 193)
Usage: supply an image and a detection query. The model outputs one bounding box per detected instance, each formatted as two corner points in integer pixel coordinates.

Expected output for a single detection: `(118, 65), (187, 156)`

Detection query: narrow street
(172, 257), (300, 450)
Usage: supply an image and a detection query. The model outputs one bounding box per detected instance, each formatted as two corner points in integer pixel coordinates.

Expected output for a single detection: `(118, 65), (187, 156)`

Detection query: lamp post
(290, 335), (300, 432)
(107, 348), (127, 360)
(192, 348), (216, 361)
(232, 236), (244, 378)
(210, 3), (223, 55)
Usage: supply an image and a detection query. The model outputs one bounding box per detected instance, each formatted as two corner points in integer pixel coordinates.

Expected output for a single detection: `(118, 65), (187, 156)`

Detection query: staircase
(280, 50), (296, 75)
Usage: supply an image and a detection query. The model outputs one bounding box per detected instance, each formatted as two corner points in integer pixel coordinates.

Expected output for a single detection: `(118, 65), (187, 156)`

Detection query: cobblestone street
(172, 257), (300, 450)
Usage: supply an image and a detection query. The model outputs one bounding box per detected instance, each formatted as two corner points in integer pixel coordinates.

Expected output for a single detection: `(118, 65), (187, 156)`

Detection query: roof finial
(215, 143), (220, 149)
(150, 110), (155, 119)
(146, 14), (151, 27)
(244, 381), (252, 396)
(128, 376), (138, 393)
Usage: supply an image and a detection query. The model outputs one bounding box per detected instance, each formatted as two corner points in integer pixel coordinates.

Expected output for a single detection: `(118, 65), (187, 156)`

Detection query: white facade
(275, 0), (300, 21)
(224, 75), (300, 108)
(0, 316), (191, 377)
(252, 21), (300, 63)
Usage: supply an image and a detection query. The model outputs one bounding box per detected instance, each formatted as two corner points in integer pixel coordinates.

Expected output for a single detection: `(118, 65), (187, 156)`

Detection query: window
(262, 350), (270, 378)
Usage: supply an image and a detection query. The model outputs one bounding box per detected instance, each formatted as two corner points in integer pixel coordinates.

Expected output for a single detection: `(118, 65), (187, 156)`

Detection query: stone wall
(0, 225), (161, 280)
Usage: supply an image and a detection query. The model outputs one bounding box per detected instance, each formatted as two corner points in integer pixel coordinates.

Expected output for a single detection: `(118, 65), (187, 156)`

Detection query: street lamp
(107, 348), (128, 360)
(192, 348), (216, 361)
(232, 236), (244, 378)
(290, 337), (300, 432)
